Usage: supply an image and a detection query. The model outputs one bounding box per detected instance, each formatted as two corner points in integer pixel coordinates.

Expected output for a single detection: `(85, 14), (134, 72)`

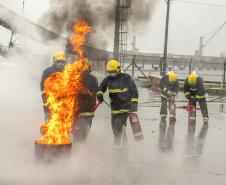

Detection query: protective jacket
(78, 71), (98, 117)
(97, 73), (138, 114)
(40, 65), (63, 102)
(184, 76), (206, 100)
(159, 75), (179, 99)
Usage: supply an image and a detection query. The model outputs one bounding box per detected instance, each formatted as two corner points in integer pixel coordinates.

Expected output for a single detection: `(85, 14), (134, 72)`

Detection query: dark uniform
(184, 76), (209, 122)
(40, 65), (64, 121)
(159, 75), (179, 118)
(97, 73), (138, 146)
(73, 71), (98, 142)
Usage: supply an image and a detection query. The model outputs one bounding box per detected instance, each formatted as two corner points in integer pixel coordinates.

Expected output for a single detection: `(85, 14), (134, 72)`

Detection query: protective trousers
(160, 97), (168, 117)
(190, 98), (208, 120)
(111, 113), (128, 146)
(73, 116), (93, 143)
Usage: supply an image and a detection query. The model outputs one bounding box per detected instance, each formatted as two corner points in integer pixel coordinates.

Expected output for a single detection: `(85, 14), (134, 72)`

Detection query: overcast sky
(0, 0), (226, 56)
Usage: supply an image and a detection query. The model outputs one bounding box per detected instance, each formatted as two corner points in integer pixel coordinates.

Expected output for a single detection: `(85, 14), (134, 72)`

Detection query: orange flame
(37, 19), (91, 145)
(70, 19), (91, 58)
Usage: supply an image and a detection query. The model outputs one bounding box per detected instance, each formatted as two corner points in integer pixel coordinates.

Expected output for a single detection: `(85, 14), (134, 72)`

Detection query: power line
(172, 0), (226, 8)
(203, 22), (226, 38)
(203, 23), (226, 46)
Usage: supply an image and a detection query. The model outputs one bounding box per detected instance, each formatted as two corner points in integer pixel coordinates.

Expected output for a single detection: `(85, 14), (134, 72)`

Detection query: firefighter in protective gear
(40, 51), (66, 121)
(72, 60), (98, 143)
(97, 59), (138, 146)
(184, 72), (209, 124)
(159, 71), (179, 122)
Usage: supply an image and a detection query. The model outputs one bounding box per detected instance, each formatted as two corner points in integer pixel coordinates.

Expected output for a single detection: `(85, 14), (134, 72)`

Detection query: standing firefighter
(159, 71), (179, 122)
(184, 72), (209, 125)
(96, 59), (138, 146)
(40, 51), (66, 121)
(73, 60), (98, 143)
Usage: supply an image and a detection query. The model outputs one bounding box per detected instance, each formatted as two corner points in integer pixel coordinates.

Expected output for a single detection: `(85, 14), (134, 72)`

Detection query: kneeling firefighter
(96, 59), (138, 146)
(40, 51), (66, 121)
(72, 60), (98, 143)
(159, 71), (179, 122)
(184, 72), (209, 125)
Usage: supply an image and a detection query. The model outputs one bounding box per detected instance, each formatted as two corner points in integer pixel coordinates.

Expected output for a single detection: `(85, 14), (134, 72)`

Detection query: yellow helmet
(188, 71), (198, 86)
(106, 59), (120, 73)
(53, 51), (66, 63)
(168, 71), (177, 83)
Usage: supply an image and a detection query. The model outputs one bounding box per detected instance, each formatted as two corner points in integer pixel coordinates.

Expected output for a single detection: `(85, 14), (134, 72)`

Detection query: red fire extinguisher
(128, 112), (144, 141)
(187, 101), (196, 126)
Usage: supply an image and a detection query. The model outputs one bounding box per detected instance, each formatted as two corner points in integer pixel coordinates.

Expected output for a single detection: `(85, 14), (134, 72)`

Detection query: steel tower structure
(114, 0), (131, 66)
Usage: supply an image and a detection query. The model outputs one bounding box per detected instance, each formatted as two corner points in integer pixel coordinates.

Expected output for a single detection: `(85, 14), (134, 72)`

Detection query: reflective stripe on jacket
(97, 73), (138, 114)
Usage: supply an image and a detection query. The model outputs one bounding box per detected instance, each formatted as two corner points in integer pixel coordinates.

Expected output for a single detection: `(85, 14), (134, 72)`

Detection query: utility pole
(162, 0), (171, 75)
(224, 60), (226, 84)
(199, 36), (204, 56)
(22, 0), (25, 15)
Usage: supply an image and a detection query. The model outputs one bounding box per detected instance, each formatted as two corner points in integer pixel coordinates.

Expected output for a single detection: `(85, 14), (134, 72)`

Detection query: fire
(70, 19), (91, 58)
(37, 19), (91, 145)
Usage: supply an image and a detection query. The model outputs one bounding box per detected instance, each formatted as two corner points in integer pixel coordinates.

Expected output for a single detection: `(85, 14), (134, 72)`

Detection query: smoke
(1, 50), (225, 185)
(0, 52), (126, 185)
(39, 0), (159, 50)
(0, 50), (142, 185)
(129, 0), (158, 25)
(0, 50), (150, 185)
(0, 51), (145, 185)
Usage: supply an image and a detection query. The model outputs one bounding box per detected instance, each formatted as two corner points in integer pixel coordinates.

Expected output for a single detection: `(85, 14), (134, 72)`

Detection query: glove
(185, 94), (191, 100)
(130, 103), (138, 112)
(167, 90), (173, 96)
(190, 96), (196, 105)
(97, 95), (103, 104)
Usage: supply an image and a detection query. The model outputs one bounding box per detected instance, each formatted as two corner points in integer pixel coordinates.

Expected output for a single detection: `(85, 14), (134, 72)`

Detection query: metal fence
(30, 49), (226, 85)
(121, 54), (226, 85)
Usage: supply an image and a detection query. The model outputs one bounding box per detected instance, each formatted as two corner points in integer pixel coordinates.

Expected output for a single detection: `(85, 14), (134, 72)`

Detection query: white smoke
(0, 50), (132, 185)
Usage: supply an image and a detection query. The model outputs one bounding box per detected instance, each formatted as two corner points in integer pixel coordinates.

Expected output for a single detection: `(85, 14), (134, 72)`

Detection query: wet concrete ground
(123, 88), (226, 185)
(0, 63), (226, 184)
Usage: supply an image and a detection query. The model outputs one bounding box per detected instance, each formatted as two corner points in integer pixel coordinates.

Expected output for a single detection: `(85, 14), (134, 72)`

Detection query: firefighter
(184, 72), (209, 125)
(96, 59), (138, 146)
(73, 60), (98, 143)
(40, 51), (66, 121)
(159, 71), (179, 122)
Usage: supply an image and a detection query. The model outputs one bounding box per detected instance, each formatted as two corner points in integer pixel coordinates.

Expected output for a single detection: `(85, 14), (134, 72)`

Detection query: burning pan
(35, 141), (72, 162)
